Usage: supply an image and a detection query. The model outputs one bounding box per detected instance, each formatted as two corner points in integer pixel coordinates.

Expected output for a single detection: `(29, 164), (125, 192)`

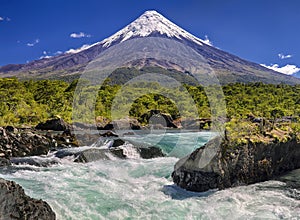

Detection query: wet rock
(0, 178), (56, 219)
(0, 158), (11, 167)
(139, 146), (165, 159)
(10, 157), (60, 167)
(100, 131), (118, 137)
(74, 149), (111, 162)
(111, 139), (125, 147)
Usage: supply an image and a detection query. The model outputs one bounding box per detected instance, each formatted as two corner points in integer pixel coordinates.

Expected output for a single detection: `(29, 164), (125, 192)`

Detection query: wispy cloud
(65, 44), (92, 54)
(27, 39), (40, 47)
(278, 53), (292, 59)
(261, 63), (300, 75)
(0, 16), (11, 22)
(70, 32), (91, 38)
(203, 35), (213, 46)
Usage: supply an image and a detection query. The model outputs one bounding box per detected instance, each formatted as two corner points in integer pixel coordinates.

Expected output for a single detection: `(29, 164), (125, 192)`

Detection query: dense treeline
(0, 78), (300, 125)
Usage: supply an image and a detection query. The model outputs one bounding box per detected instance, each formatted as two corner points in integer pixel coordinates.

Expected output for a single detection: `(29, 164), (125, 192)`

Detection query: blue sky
(1, 0), (300, 74)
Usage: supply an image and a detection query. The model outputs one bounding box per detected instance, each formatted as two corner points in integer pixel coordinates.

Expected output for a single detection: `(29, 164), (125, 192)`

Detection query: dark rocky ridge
(0, 178), (55, 220)
(172, 136), (300, 192)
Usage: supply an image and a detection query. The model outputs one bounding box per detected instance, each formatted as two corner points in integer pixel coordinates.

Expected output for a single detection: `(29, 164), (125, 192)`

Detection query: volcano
(1, 10), (299, 85)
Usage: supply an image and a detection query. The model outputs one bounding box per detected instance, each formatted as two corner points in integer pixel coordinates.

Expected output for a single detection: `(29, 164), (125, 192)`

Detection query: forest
(0, 77), (299, 126)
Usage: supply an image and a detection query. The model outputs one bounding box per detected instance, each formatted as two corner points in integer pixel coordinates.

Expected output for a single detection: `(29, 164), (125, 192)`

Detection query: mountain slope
(1, 10), (299, 85)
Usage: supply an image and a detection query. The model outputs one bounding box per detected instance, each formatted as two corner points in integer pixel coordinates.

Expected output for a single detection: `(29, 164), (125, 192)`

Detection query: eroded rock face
(172, 136), (300, 192)
(0, 178), (55, 220)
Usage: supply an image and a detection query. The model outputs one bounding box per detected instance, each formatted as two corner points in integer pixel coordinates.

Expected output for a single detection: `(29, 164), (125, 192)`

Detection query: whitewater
(1, 132), (300, 219)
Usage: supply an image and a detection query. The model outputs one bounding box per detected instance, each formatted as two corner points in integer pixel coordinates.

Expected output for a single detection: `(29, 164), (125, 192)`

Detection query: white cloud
(70, 32), (91, 38)
(65, 44), (92, 54)
(27, 39), (40, 47)
(278, 53), (292, 59)
(261, 63), (300, 75)
(6, 17), (11, 21)
(39, 51), (52, 59)
(39, 55), (52, 59)
(203, 35), (213, 46)
(0, 17), (3, 21)
(54, 51), (63, 55)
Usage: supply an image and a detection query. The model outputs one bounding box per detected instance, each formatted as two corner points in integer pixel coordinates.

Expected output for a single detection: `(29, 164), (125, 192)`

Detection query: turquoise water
(1, 132), (300, 219)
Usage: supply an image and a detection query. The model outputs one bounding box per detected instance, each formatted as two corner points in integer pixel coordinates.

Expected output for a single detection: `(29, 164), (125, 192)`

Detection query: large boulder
(0, 178), (56, 219)
(141, 110), (178, 128)
(172, 135), (300, 192)
(36, 118), (70, 131)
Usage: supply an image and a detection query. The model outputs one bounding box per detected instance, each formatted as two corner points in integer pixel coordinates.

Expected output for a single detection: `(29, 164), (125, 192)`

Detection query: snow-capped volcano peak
(100, 10), (207, 47)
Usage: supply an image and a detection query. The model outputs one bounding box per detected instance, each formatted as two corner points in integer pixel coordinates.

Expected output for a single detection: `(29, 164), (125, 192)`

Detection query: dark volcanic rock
(172, 136), (300, 192)
(0, 127), (52, 158)
(36, 118), (70, 131)
(111, 139), (125, 147)
(74, 149), (112, 162)
(0, 158), (11, 167)
(139, 146), (165, 159)
(0, 178), (56, 219)
(100, 131), (118, 137)
(0, 126), (81, 159)
(100, 118), (141, 130)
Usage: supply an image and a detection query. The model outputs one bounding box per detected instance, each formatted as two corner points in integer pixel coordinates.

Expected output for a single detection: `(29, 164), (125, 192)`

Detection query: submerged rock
(74, 148), (113, 162)
(0, 178), (56, 219)
(172, 136), (300, 192)
(10, 156), (60, 167)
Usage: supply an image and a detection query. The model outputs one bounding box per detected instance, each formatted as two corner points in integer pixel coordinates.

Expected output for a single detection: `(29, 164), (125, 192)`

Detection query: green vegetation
(1, 77), (300, 127)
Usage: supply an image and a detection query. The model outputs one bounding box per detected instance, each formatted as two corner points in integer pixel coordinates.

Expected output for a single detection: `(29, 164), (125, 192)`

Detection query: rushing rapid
(1, 132), (300, 219)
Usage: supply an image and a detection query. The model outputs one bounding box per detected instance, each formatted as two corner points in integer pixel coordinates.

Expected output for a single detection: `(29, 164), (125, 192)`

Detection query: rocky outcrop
(0, 126), (80, 159)
(36, 118), (70, 131)
(0, 178), (55, 220)
(0, 127), (52, 158)
(172, 136), (300, 192)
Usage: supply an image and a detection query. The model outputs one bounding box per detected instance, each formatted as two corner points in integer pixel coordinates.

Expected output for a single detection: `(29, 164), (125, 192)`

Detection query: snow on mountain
(100, 10), (207, 48)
